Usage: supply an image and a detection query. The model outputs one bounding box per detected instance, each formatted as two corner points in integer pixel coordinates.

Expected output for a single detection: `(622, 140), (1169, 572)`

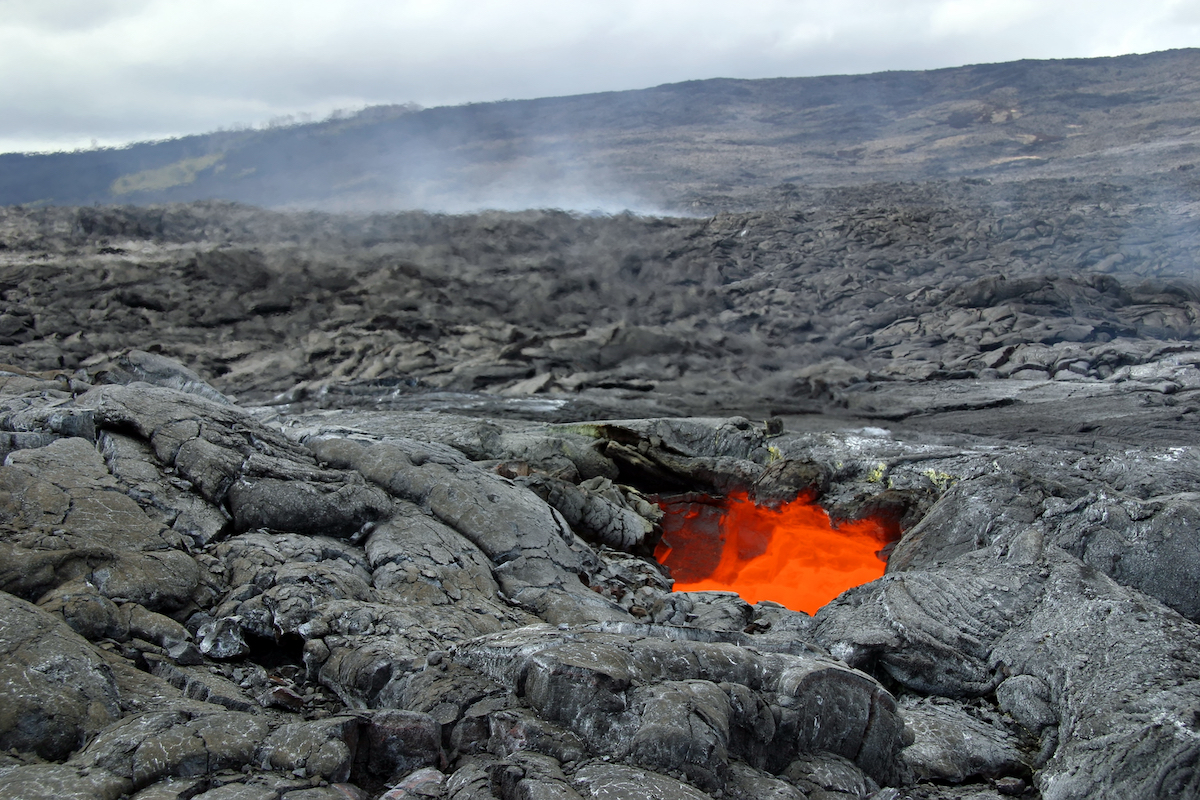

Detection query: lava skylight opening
(653, 491), (900, 616)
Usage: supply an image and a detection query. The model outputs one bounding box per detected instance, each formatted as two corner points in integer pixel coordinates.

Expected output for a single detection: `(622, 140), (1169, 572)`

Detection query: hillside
(2, 49), (1199, 212)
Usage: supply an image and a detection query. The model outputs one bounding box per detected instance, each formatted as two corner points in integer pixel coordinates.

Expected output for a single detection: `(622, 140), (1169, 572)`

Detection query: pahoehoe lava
(1, 50), (1200, 800)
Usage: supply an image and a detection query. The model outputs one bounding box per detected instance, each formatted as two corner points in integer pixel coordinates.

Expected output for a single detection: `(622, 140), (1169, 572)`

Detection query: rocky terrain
(2, 50), (1200, 800)
(2, 174), (1199, 433)
(0, 172), (1198, 799)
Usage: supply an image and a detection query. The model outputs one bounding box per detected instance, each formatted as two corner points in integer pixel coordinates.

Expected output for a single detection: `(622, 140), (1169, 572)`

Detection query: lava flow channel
(653, 491), (900, 615)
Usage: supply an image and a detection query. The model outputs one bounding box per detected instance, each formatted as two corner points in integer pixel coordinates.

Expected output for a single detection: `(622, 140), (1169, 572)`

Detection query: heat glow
(653, 491), (899, 615)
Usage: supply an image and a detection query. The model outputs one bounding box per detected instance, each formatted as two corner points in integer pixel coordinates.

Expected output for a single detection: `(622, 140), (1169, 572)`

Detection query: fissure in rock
(653, 490), (901, 615)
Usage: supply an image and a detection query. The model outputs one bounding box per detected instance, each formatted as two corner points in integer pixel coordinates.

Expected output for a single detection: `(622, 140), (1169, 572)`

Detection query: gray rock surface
(453, 625), (906, 787)
(4, 176), (1200, 423)
(2, 152), (1200, 800)
(1, 359), (1198, 797)
(0, 592), (121, 760)
(899, 697), (1027, 783)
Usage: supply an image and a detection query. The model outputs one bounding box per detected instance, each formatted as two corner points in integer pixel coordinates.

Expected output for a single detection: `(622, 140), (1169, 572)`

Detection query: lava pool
(653, 491), (901, 615)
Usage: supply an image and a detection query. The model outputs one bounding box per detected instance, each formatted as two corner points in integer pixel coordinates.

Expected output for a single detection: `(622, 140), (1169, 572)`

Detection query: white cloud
(0, 0), (1195, 153)
(0, 0), (153, 32)
(928, 0), (1041, 36)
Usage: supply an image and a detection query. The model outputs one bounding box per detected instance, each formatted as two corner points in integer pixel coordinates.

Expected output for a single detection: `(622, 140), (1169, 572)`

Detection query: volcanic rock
(1, 338), (1199, 797)
(2, 131), (1200, 800)
(0, 592), (122, 760)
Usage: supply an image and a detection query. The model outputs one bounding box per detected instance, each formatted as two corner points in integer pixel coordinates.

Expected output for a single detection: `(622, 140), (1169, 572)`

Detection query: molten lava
(654, 491), (900, 615)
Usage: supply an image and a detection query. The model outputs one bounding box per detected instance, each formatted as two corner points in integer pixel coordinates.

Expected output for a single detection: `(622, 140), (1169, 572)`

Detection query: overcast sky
(2, 0), (1197, 154)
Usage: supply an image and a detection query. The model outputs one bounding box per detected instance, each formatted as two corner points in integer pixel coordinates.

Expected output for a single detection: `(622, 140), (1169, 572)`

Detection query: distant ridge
(2, 48), (1198, 212)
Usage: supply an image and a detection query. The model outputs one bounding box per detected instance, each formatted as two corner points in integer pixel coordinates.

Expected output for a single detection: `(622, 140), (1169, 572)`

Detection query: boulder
(814, 533), (1200, 798)
(76, 709), (269, 791)
(259, 716), (361, 783)
(359, 710), (444, 784)
(454, 625), (907, 786)
(0, 436), (201, 610)
(519, 474), (655, 550)
(0, 592), (121, 760)
(899, 697), (1028, 783)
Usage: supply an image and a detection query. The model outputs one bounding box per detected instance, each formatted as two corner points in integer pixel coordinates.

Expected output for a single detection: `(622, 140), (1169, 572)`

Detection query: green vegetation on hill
(110, 153), (225, 195)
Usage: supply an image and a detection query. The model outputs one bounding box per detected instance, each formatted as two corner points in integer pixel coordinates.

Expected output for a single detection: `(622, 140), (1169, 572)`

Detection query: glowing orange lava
(654, 491), (899, 615)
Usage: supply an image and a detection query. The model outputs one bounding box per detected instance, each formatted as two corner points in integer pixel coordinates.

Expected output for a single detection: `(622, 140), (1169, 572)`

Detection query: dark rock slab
(0, 436), (201, 609)
(310, 436), (627, 625)
(97, 349), (233, 406)
(780, 751), (880, 798)
(454, 625), (907, 787)
(519, 474), (655, 550)
(0, 592), (122, 760)
(899, 697), (1028, 783)
(0, 763), (131, 800)
(365, 502), (501, 606)
(814, 532), (1200, 798)
(74, 708), (270, 792)
(259, 716), (361, 783)
(572, 761), (710, 800)
(226, 477), (391, 539)
(359, 709), (444, 784)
